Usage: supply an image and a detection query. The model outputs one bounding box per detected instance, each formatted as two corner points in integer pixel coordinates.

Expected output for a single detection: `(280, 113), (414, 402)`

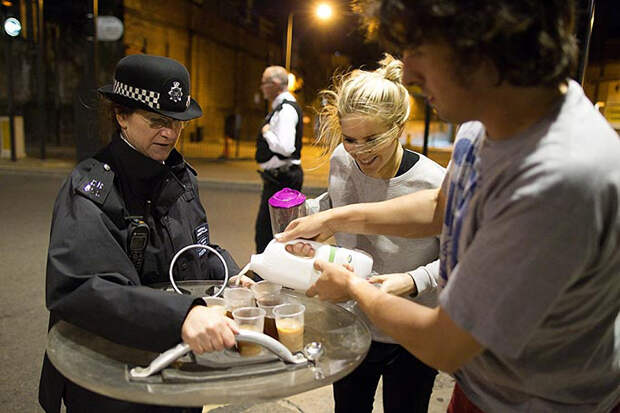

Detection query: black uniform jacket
(39, 137), (239, 412)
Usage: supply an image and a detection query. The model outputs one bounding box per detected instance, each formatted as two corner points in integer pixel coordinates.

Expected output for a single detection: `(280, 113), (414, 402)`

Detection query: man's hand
(275, 212), (334, 243)
(181, 306), (239, 354)
(262, 124), (270, 134)
(369, 273), (417, 296)
(306, 260), (366, 302)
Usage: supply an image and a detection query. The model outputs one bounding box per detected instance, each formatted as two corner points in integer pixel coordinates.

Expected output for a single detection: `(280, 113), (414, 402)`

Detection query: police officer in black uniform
(39, 54), (241, 413)
(255, 65), (304, 253)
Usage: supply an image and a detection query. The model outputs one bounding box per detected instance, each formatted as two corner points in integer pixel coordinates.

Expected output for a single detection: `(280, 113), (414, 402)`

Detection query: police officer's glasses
(137, 112), (187, 131)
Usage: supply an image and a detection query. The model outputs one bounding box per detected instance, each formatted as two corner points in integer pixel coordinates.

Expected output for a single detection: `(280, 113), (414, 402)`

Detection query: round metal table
(46, 281), (371, 406)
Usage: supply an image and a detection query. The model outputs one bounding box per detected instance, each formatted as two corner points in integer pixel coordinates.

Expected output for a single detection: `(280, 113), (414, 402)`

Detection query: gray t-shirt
(439, 80), (620, 412)
(308, 144), (445, 342)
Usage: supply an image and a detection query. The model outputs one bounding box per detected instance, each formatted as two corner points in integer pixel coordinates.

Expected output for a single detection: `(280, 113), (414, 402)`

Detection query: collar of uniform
(101, 137), (167, 216)
(112, 136), (168, 181)
(95, 136), (191, 217)
(271, 91), (295, 110)
(164, 148), (185, 171)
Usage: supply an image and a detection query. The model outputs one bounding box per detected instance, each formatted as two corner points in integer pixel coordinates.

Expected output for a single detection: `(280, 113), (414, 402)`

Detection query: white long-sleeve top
(306, 144), (446, 343)
(259, 91), (301, 170)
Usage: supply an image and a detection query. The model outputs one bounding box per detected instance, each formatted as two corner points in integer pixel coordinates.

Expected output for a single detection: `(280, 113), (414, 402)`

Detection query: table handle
(129, 331), (306, 379)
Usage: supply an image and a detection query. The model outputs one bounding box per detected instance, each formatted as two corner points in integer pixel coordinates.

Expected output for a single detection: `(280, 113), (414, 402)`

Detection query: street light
(285, 3), (333, 72)
(3, 16), (20, 36)
(316, 4), (333, 20)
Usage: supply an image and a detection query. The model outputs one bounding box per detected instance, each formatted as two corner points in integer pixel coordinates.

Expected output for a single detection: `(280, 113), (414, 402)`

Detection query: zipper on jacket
(161, 215), (176, 253)
(144, 200), (152, 222)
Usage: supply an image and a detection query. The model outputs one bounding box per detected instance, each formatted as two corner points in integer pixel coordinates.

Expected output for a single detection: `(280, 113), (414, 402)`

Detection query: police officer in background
(255, 66), (304, 253)
(39, 54), (240, 413)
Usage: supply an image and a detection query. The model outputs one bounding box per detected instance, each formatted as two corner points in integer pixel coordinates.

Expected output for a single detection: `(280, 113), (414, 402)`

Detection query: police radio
(127, 217), (149, 274)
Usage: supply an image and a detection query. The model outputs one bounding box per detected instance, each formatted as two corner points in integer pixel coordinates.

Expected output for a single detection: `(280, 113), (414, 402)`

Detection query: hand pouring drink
(245, 239), (374, 291)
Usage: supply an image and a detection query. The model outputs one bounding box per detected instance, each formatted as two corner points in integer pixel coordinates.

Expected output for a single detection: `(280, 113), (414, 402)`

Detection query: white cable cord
(168, 244), (229, 297)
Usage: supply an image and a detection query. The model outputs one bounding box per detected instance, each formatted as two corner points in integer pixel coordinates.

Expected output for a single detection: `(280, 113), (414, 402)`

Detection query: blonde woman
(303, 55), (445, 413)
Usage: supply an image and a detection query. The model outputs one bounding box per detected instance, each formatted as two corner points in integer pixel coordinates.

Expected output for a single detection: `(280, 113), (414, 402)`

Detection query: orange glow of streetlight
(316, 3), (333, 20)
(285, 3), (334, 72)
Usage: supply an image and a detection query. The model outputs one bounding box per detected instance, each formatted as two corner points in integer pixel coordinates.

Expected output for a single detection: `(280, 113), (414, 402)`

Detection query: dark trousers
(40, 355), (200, 413)
(255, 164), (303, 253)
(333, 340), (437, 413)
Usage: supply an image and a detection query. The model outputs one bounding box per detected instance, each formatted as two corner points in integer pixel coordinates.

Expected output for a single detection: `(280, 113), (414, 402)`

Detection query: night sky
(253, 0), (385, 69)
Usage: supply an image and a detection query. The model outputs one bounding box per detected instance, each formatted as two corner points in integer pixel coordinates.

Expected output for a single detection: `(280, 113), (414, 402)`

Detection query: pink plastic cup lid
(268, 188), (306, 208)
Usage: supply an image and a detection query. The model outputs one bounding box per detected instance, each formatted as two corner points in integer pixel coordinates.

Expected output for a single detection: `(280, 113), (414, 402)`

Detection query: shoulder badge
(184, 161), (198, 176)
(75, 160), (115, 206)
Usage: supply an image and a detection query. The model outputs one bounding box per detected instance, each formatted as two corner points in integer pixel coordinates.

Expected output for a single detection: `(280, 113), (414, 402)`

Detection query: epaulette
(74, 158), (115, 206)
(184, 161), (198, 176)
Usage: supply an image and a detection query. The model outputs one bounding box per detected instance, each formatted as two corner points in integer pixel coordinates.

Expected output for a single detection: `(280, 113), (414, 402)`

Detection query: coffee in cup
(273, 303), (305, 353)
(232, 307), (265, 357)
(257, 294), (284, 340)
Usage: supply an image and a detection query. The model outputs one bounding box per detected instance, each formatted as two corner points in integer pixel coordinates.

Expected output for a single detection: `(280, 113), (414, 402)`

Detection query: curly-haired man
(278, 1), (620, 412)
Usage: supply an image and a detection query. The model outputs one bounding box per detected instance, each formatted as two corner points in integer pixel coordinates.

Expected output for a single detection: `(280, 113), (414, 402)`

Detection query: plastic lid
(268, 188), (306, 208)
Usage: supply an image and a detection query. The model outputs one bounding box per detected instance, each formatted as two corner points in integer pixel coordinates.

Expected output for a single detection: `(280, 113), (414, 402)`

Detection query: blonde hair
(317, 54), (410, 157)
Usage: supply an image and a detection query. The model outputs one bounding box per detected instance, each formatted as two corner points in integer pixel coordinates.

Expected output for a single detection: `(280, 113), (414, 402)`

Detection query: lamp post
(75, 0), (99, 162)
(3, 16), (22, 162)
(285, 11), (293, 72)
(35, 0), (46, 160)
(284, 3), (333, 72)
(576, 0), (595, 85)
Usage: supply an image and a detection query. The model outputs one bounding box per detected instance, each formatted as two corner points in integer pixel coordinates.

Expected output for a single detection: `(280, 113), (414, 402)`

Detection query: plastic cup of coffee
(250, 280), (282, 301)
(223, 287), (255, 318)
(273, 303), (305, 353)
(202, 297), (227, 316)
(232, 307), (266, 357)
(257, 294), (285, 339)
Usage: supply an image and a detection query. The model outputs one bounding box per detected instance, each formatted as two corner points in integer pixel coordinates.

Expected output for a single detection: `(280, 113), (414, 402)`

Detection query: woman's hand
(284, 241), (316, 257)
(275, 211), (335, 243)
(369, 273), (417, 296)
(181, 306), (239, 354)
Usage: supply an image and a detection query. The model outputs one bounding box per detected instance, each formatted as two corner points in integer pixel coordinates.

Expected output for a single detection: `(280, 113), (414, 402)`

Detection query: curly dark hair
(354, 0), (578, 87)
(97, 97), (135, 140)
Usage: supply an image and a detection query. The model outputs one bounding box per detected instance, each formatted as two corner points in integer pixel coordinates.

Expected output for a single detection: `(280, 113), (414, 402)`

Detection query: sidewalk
(182, 138), (331, 194)
(0, 138), (451, 196)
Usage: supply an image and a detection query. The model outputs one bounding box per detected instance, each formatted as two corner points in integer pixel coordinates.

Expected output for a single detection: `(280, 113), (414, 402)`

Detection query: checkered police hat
(98, 54), (202, 121)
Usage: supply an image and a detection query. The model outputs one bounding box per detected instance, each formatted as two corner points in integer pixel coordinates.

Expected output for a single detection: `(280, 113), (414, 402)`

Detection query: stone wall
(123, 0), (282, 157)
